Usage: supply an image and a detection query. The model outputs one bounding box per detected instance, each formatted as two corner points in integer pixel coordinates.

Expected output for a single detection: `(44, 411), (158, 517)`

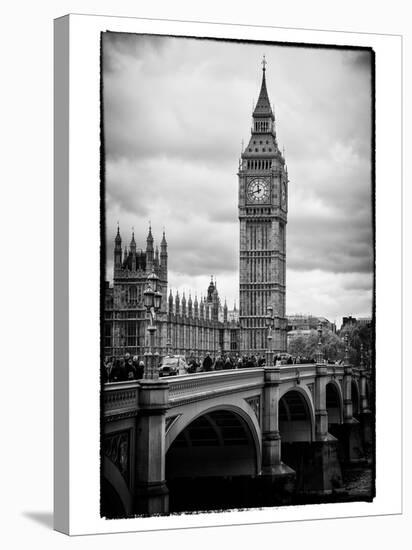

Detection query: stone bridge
(102, 362), (372, 517)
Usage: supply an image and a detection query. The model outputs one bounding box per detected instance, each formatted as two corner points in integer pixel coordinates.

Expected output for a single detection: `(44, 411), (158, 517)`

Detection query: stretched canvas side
(53, 14), (70, 535)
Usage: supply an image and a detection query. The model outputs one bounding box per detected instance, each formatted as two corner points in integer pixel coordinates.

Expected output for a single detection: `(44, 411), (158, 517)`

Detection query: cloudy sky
(102, 32), (373, 326)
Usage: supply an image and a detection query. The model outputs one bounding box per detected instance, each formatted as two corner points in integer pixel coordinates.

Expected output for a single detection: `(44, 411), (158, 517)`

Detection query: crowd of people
(102, 354), (145, 383)
(102, 351), (308, 383)
(185, 352), (306, 372)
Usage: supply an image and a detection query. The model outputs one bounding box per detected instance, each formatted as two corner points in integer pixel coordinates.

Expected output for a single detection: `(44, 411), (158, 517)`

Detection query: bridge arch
(326, 379), (343, 424)
(279, 386), (315, 442)
(166, 404), (261, 480)
(101, 456), (133, 518)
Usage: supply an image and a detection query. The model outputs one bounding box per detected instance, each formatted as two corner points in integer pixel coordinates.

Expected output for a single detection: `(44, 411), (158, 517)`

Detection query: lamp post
(265, 305), (274, 367)
(316, 323), (324, 364)
(143, 271), (162, 380)
(343, 333), (350, 366)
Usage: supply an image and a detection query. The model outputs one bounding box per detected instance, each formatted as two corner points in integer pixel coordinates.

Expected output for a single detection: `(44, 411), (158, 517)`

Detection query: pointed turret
(240, 56), (280, 173)
(130, 231), (136, 271)
(188, 294), (193, 318)
(146, 223), (154, 271)
(129, 231), (136, 251)
(199, 296), (205, 320)
(211, 284), (219, 321)
(115, 225), (121, 245)
(114, 226), (122, 268)
(207, 276), (215, 303)
(223, 298), (228, 323)
(155, 244), (159, 267)
(168, 288), (173, 314)
(181, 292), (187, 317)
(253, 55), (274, 121)
(161, 229), (167, 249)
(175, 290), (180, 315)
(194, 294), (199, 318)
(247, 56), (277, 138)
(160, 229), (168, 278)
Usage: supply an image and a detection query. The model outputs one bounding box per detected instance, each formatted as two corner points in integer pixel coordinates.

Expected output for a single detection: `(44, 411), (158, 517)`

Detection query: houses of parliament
(103, 59), (288, 359)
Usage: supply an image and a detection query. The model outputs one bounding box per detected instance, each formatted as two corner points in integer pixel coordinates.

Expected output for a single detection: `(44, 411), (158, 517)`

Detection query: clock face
(247, 178), (269, 203)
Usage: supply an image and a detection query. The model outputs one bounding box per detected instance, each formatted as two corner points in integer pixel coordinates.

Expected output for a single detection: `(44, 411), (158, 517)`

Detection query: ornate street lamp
(343, 332), (350, 366)
(265, 305), (274, 366)
(316, 322), (324, 364)
(143, 271), (162, 379)
(360, 342), (364, 370)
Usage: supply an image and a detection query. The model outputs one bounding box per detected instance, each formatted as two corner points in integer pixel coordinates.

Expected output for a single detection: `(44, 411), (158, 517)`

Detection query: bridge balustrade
(168, 367), (264, 406)
(103, 364), (350, 418)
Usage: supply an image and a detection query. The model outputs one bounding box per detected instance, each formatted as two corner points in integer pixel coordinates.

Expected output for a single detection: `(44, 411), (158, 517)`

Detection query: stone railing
(102, 363), (348, 419)
(279, 364), (317, 381)
(103, 380), (140, 420)
(277, 363), (345, 381)
(167, 367), (265, 407)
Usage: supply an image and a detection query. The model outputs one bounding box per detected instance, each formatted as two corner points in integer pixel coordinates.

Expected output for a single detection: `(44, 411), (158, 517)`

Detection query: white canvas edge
(54, 13), (402, 536)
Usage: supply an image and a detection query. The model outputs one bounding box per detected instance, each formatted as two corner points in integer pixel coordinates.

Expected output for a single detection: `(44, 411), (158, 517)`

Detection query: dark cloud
(102, 33), (374, 322)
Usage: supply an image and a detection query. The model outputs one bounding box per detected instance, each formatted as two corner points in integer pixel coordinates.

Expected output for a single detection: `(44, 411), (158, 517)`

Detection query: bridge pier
(261, 366), (295, 500)
(359, 371), (373, 450)
(338, 364), (366, 464)
(135, 379), (169, 515)
(262, 366), (295, 476)
(300, 363), (344, 494)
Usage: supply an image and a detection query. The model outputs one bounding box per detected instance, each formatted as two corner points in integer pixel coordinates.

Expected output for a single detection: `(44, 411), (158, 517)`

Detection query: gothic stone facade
(104, 228), (239, 359)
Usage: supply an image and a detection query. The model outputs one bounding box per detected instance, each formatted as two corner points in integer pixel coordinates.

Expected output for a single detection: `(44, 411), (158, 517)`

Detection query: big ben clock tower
(238, 57), (288, 356)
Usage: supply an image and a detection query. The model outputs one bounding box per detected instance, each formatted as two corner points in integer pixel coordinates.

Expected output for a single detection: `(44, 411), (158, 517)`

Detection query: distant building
(341, 316), (357, 330)
(357, 317), (372, 327)
(341, 316), (372, 331)
(287, 314), (336, 333)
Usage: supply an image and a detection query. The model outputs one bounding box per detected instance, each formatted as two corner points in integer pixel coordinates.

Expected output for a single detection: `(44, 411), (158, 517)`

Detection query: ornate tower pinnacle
(181, 292), (187, 317)
(168, 288), (173, 313)
(114, 226), (122, 268)
(130, 230), (136, 270)
(188, 294), (193, 318)
(146, 223), (154, 271)
(160, 229), (168, 277)
(252, 56), (275, 123)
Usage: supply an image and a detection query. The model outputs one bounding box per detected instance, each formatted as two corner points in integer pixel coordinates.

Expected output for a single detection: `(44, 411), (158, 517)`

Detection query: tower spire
(115, 224), (121, 245)
(253, 56), (273, 119)
(262, 54), (267, 71)
(146, 222), (154, 271)
(114, 225), (122, 268)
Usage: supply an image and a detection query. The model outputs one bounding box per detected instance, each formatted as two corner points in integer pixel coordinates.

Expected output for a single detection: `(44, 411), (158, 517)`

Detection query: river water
(168, 463), (374, 514)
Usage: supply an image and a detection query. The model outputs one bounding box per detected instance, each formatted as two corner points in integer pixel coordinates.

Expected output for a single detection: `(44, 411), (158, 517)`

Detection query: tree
(288, 329), (345, 363)
(287, 335), (307, 358)
(339, 322), (374, 367)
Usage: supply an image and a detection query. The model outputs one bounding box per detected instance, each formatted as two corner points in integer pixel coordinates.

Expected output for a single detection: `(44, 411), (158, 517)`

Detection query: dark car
(159, 355), (189, 377)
